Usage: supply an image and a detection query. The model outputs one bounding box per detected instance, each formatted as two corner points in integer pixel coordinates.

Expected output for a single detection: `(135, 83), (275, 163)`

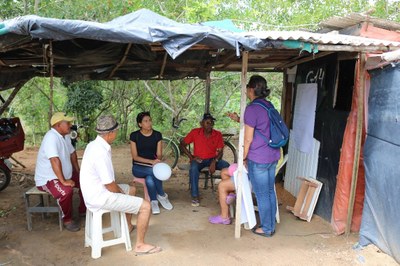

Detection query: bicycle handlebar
(172, 117), (187, 129)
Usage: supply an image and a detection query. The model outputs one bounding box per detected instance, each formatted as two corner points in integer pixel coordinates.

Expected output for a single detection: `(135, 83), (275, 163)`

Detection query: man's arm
(179, 139), (194, 161)
(104, 181), (124, 193)
(49, 157), (75, 187)
(70, 151), (80, 173)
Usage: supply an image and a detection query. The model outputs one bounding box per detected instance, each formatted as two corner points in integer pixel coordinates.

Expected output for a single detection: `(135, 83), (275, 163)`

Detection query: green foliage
(0, 0), (24, 19)
(64, 80), (103, 120)
(7, 77), (67, 145)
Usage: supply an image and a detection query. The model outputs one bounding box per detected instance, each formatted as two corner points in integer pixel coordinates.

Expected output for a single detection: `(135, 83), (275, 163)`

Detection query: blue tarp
(360, 63), (400, 264)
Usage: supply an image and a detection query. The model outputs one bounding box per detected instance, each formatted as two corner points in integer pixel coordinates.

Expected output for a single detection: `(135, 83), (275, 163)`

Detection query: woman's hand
(226, 112), (240, 123)
(151, 159), (161, 165)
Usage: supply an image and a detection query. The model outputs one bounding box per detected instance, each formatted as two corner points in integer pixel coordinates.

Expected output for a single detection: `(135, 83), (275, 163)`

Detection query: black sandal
(251, 227), (275, 237)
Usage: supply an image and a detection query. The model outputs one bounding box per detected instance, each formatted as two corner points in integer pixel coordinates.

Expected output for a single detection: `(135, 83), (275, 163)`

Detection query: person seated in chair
(80, 115), (161, 255)
(208, 167), (236, 225)
(34, 112), (86, 232)
(179, 113), (230, 207)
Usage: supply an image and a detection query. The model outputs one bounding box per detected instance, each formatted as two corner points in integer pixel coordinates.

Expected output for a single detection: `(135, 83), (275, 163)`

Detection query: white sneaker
(157, 193), (173, 210)
(151, 200), (160, 215)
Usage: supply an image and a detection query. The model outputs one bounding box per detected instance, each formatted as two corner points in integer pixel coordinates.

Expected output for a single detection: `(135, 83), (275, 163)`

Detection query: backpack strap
(250, 101), (271, 145)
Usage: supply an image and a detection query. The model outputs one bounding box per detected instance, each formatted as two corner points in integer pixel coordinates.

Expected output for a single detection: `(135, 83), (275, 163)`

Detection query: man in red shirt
(180, 113), (230, 206)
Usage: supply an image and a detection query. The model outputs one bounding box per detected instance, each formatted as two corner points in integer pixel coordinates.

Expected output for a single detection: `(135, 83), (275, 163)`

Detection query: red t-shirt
(183, 128), (224, 159)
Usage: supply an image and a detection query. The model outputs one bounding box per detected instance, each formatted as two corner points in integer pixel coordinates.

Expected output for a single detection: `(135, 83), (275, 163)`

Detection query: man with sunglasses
(180, 113), (229, 207)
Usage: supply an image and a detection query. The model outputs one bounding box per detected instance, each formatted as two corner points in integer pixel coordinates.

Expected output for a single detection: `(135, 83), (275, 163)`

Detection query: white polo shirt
(34, 128), (75, 186)
(80, 136), (115, 212)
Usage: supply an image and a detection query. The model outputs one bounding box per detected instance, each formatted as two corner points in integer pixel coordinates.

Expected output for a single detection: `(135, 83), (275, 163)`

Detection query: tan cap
(95, 114), (120, 133)
(50, 112), (75, 126)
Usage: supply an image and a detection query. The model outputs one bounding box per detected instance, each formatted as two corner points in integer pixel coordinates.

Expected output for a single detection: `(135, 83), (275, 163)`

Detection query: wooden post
(345, 52), (365, 236)
(48, 41), (54, 128)
(204, 72), (211, 114)
(234, 51), (248, 238)
(0, 84), (23, 116)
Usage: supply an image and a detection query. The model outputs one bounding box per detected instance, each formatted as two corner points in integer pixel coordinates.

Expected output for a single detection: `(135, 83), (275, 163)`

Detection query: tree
(63, 80), (103, 142)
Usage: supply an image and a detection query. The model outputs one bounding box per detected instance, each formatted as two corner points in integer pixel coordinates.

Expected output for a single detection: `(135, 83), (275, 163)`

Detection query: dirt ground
(0, 145), (398, 266)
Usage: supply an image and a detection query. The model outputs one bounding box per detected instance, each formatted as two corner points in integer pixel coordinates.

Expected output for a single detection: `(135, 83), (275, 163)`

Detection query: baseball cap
(50, 112), (75, 126)
(202, 113), (216, 121)
(95, 115), (120, 133)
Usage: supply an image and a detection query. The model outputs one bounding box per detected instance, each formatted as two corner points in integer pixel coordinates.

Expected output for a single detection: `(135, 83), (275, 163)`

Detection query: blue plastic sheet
(360, 64), (400, 263)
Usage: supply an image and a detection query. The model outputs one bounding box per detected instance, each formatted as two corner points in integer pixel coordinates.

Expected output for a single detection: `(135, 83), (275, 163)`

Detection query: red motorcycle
(0, 117), (25, 191)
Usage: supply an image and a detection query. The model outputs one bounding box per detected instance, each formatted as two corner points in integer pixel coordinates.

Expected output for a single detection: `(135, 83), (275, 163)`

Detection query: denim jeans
(248, 159), (277, 234)
(132, 164), (165, 201)
(189, 159), (230, 198)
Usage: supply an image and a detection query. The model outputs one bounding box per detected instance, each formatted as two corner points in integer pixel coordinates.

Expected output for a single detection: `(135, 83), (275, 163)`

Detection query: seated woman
(130, 111), (173, 215)
(208, 165), (236, 225)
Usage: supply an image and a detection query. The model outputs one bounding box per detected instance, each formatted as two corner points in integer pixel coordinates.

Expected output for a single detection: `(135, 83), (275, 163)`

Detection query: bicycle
(161, 118), (238, 169)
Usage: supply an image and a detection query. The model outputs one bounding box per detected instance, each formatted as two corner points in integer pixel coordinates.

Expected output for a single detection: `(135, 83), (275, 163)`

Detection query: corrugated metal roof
(319, 13), (400, 32)
(241, 30), (400, 48)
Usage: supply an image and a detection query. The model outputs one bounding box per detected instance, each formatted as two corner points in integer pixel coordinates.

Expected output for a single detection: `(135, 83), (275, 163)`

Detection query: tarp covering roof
(1, 9), (257, 59)
(1, 9), (400, 90)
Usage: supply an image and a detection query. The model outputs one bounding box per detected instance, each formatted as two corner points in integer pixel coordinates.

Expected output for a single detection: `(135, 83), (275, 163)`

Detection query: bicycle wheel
(223, 141), (238, 164)
(0, 165), (11, 192)
(162, 137), (179, 169)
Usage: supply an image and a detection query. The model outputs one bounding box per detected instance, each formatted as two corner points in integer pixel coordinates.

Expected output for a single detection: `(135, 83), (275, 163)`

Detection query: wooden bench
(24, 186), (63, 231)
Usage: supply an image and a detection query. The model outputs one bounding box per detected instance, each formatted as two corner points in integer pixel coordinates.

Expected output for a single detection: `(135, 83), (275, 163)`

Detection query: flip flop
(251, 227), (275, 237)
(135, 246), (162, 256)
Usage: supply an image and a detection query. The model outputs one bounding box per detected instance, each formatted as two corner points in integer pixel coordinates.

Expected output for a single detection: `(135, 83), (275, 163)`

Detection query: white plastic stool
(133, 177), (150, 201)
(84, 209), (132, 259)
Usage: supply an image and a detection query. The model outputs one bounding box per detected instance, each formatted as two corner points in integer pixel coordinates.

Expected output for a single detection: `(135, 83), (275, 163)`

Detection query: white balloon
(153, 162), (172, 181)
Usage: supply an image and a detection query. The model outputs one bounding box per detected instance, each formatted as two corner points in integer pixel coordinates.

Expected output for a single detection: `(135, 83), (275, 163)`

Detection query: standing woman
(242, 75), (280, 237)
(130, 112), (173, 215)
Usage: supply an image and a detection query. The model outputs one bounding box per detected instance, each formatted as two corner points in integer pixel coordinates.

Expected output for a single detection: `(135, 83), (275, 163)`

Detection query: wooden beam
(48, 41), (54, 126)
(158, 52), (168, 79)
(277, 51), (334, 69)
(108, 43), (132, 79)
(215, 50), (238, 69)
(204, 72), (211, 113)
(345, 52), (366, 236)
(235, 51), (248, 239)
(0, 83), (24, 116)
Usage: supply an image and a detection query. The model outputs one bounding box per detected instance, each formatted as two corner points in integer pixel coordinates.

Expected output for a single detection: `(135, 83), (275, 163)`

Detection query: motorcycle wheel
(0, 165), (11, 192)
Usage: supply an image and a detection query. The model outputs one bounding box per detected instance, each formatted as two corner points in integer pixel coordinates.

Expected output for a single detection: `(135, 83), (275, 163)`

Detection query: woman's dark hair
(136, 111), (150, 128)
(247, 75), (270, 98)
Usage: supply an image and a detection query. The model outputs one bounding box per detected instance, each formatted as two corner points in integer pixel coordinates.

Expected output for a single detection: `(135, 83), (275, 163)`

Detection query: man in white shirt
(80, 115), (161, 256)
(35, 112), (86, 232)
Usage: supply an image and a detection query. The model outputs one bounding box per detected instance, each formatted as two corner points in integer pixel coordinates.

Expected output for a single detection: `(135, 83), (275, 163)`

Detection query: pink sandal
(208, 215), (231, 225)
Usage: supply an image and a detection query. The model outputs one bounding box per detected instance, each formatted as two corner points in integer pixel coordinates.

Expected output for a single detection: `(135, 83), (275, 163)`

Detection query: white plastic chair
(84, 208), (132, 259)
